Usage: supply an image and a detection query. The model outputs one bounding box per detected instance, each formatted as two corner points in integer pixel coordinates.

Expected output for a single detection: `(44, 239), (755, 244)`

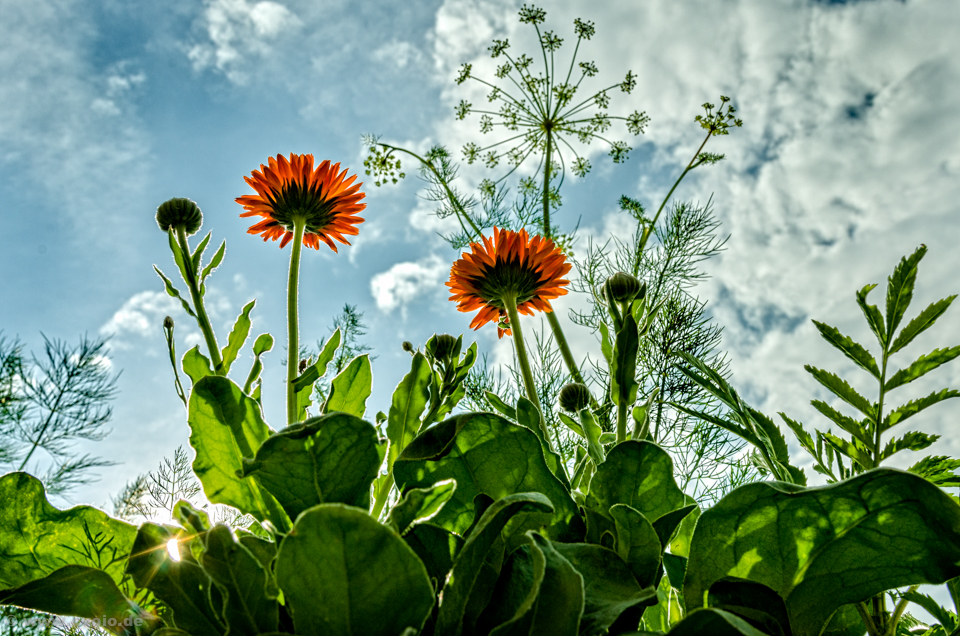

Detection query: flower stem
(286, 220), (306, 425)
(542, 128), (553, 236)
(503, 294), (554, 451)
(176, 227), (223, 372)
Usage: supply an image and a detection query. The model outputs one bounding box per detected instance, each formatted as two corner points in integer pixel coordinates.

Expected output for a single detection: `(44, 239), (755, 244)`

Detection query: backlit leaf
(323, 354), (372, 417)
(880, 430), (939, 461)
(220, 300), (255, 375)
(811, 320), (880, 380)
(387, 352), (432, 469)
(855, 283), (886, 348)
(885, 245), (926, 342)
(882, 388), (960, 431)
(889, 295), (957, 354)
(884, 346), (960, 391)
(182, 345), (214, 385)
(804, 366), (875, 421)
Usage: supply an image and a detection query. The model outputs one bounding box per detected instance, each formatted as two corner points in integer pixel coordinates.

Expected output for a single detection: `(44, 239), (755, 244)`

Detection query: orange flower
(236, 153), (366, 251)
(447, 227), (571, 338)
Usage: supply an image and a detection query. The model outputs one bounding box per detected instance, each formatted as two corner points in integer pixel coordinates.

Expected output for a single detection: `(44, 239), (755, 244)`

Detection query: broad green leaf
(394, 412), (584, 544)
(890, 295), (957, 354)
(667, 608), (773, 636)
(885, 346), (960, 391)
(652, 504), (697, 551)
(126, 523), (225, 636)
(192, 231), (211, 272)
(481, 533), (584, 636)
(706, 577), (790, 636)
(820, 604), (866, 636)
(188, 376), (289, 530)
(662, 553), (686, 589)
(810, 400), (872, 447)
(323, 354), (372, 417)
(388, 480), (456, 535)
(684, 469), (960, 636)
(880, 430), (938, 460)
(0, 473), (136, 590)
(804, 366), (875, 421)
(856, 283), (887, 349)
(387, 352), (432, 469)
(885, 245), (926, 342)
(883, 388), (960, 431)
(201, 525), (278, 636)
(291, 329), (340, 393)
(200, 240), (226, 283)
(552, 540), (657, 635)
(275, 504), (434, 636)
(241, 413), (381, 520)
(402, 523), (462, 589)
(219, 300), (255, 375)
(0, 565), (157, 634)
(182, 345), (214, 384)
(154, 265), (197, 318)
(243, 333), (274, 395)
(668, 496), (701, 558)
(435, 493), (554, 636)
(609, 504), (661, 588)
(811, 320), (880, 380)
(485, 391), (517, 419)
(585, 441), (686, 527)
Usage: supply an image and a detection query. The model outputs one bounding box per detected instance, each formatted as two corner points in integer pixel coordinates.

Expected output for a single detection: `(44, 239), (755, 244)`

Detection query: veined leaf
(885, 245), (926, 342)
(201, 240), (226, 284)
(388, 480), (456, 536)
(805, 366), (875, 420)
(880, 430), (939, 461)
(884, 346), (960, 391)
(323, 354), (372, 417)
(900, 591), (958, 633)
(292, 328), (340, 393)
(856, 283), (887, 349)
(685, 469), (960, 636)
(810, 400), (872, 447)
(220, 299), (255, 375)
(706, 578), (791, 636)
(882, 388), (960, 431)
(154, 265), (197, 318)
(909, 456), (960, 489)
(811, 320), (880, 380)
(668, 608), (774, 636)
(609, 504), (661, 588)
(821, 432), (874, 471)
(387, 352), (432, 470)
(182, 345), (214, 384)
(484, 390), (517, 420)
(516, 396), (546, 445)
(890, 295), (957, 354)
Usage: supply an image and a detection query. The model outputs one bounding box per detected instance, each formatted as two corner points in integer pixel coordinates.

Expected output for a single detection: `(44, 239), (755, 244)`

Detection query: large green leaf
(323, 354), (372, 417)
(609, 504), (661, 588)
(666, 608), (774, 636)
(201, 525), (278, 636)
(387, 352), (432, 469)
(241, 412), (381, 520)
(0, 565), (158, 634)
(435, 493), (554, 636)
(219, 300), (255, 375)
(188, 376), (289, 530)
(706, 577), (791, 636)
(884, 346), (960, 391)
(552, 541), (657, 635)
(393, 412), (584, 543)
(275, 504), (434, 636)
(480, 533), (584, 636)
(685, 468), (960, 636)
(126, 523), (224, 636)
(0, 473), (136, 590)
(402, 523), (462, 589)
(585, 441), (686, 527)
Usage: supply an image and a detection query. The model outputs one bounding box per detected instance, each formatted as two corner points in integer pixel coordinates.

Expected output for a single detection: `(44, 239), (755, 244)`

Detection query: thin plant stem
(885, 586), (918, 636)
(503, 294), (554, 451)
(176, 227), (223, 371)
(542, 128), (553, 236)
(616, 393), (628, 444)
(286, 219), (306, 425)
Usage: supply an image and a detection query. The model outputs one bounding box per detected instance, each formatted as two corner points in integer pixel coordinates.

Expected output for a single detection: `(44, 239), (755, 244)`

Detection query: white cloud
(100, 291), (184, 340)
(370, 254), (448, 313)
(372, 40), (423, 70)
(188, 0), (301, 84)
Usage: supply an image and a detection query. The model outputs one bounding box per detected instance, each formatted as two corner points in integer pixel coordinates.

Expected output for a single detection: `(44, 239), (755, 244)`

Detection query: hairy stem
(542, 127), (553, 236)
(286, 220), (306, 425)
(176, 227), (223, 372)
(504, 294), (554, 451)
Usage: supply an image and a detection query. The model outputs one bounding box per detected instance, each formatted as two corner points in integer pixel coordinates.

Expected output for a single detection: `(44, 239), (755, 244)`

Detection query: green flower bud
(156, 197), (203, 235)
(605, 271), (643, 303)
(559, 383), (592, 413)
(427, 334), (460, 364)
(163, 316), (174, 330)
(402, 341), (414, 353)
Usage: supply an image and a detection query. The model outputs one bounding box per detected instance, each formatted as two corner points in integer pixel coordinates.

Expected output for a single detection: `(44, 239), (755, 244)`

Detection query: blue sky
(2, 0), (959, 519)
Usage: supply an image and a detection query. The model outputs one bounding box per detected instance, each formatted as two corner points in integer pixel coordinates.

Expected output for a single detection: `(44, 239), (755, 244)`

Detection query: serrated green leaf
(885, 346), (960, 391)
(890, 295), (957, 354)
(901, 591), (958, 632)
(856, 283), (887, 349)
(387, 352), (432, 470)
(323, 354), (372, 417)
(885, 245), (926, 342)
(909, 456), (960, 488)
(485, 391), (516, 419)
(883, 388), (960, 432)
(154, 265), (197, 318)
(201, 240), (226, 283)
(880, 430), (939, 460)
(779, 412), (817, 458)
(805, 366), (875, 420)
(220, 299), (255, 375)
(183, 345), (214, 384)
(810, 400), (872, 447)
(822, 431), (874, 471)
(685, 469), (960, 636)
(811, 320), (880, 379)
(192, 231), (212, 272)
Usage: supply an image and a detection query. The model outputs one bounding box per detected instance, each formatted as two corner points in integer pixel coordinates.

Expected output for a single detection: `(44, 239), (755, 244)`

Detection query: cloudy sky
(2, 0), (959, 523)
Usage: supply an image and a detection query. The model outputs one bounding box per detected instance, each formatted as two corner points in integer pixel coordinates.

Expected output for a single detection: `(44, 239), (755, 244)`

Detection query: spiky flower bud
(605, 271), (643, 303)
(156, 197), (203, 235)
(559, 383), (591, 413)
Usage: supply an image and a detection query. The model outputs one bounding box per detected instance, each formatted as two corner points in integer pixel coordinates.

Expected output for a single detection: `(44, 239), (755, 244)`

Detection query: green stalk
(616, 395), (628, 445)
(176, 227), (223, 371)
(503, 294), (554, 451)
(371, 472), (395, 519)
(542, 127), (553, 236)
(286, 219), (306, 425)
